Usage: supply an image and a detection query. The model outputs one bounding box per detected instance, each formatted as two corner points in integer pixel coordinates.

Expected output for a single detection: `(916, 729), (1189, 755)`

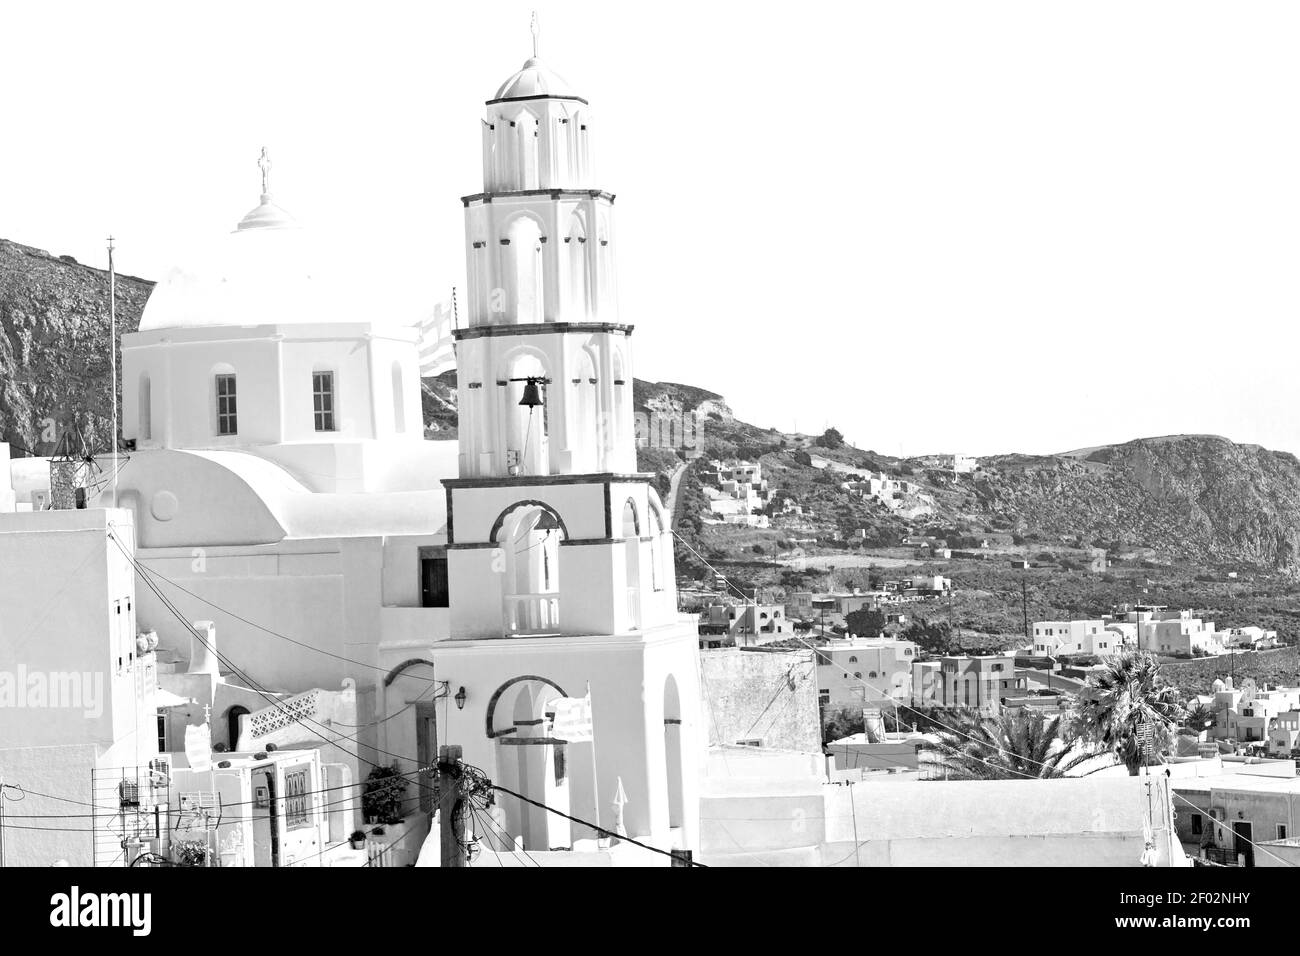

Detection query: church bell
(518, 378), (544, 408)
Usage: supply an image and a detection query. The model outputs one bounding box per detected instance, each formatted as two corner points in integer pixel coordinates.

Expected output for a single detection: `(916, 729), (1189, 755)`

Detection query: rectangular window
(156, 713), (168, 753)
(313, 371), (336, 432)
(216, 374), (238, 435)
(420, 550), (449, 608)
(1191, 814), (1202, 835)
(1279, 825), (1288, 841)
(284, 768), (311, 829)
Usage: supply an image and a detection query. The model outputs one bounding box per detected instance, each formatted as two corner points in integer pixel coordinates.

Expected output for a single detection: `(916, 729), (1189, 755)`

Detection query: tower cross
(258, 147), (272, 197)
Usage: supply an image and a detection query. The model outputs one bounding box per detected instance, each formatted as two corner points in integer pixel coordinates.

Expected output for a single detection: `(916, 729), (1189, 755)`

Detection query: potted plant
(348, 829), (367, 850)
(361, 763), (408, 824)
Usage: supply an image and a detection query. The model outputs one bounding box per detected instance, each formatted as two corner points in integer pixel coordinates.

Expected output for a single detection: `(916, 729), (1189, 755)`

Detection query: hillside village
(3, 17), (1300, 880)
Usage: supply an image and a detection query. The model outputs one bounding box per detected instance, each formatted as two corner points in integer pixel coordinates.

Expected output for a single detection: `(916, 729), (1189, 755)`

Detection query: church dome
(491, 57), (582, 102)
(138, 193), (385, 333)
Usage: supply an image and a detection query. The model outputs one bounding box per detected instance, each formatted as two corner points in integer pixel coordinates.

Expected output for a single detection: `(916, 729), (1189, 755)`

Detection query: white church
(96, 39), (702, 856)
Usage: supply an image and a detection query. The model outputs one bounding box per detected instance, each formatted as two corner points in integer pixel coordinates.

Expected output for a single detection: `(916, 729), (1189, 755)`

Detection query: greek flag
(551, 692), (594, 743)
(417, 293), (457, 377)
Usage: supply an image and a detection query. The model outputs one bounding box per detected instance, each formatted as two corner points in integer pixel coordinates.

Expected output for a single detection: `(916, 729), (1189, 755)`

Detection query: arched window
(572, 348), (598, 472)
(506, 352), (549, 475)
(138, 374), (152, 441)
(392, 361), (406, 434)
(869, 672), (878, 679)
(514, 111), (539, 189)
(508, 217), (546, 324)
(648, 504), (665, 591)
(848, 656), (858, 663)
(565, 215), (588, 320)
(854, 672), (862, 679)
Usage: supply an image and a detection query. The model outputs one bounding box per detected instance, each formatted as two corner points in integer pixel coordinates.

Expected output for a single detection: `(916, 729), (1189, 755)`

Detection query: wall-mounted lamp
(455, 686), (467, 711)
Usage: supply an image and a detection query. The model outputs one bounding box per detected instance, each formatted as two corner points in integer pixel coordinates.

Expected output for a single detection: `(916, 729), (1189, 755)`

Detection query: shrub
(362, 763), (409, 824)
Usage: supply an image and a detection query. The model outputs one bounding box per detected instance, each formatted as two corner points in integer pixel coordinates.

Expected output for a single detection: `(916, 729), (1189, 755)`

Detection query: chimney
(187, 620), (221, 678)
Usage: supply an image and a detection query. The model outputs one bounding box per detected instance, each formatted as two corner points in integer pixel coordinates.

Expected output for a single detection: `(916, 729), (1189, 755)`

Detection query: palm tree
(1074, 649), (1186, 775)
(924, 709), (1101, 780)
(1181, 701), (1214, 735)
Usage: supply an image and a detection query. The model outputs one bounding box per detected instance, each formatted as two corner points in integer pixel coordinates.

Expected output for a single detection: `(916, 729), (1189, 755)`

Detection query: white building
(65, 37), (704, 862)
(0, 508), (162, 866)
(815, 638), (918, 711)
(1031, 619), (1119, 656)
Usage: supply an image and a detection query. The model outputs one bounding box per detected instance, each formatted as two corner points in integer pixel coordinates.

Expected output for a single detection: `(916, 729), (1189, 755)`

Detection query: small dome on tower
(236, 193), (297, 232)
(492, 57), (579, 102)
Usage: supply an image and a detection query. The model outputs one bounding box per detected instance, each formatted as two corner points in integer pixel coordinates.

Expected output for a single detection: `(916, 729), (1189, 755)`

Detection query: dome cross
(258, 147), (272, 198)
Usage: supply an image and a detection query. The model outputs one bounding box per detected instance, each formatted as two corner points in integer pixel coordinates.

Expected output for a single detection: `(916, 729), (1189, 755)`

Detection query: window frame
(216, 373), (238, 436)
(313, 370), (337, 432)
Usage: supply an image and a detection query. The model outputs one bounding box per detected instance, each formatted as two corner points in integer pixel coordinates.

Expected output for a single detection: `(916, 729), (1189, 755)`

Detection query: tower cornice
(486, 92), (590, 107)
(461, 188), (616, 207)
(453, 321), (633, 341)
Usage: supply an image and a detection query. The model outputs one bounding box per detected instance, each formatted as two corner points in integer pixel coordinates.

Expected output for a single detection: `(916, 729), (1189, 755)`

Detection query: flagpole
(586, 681), (603, 844)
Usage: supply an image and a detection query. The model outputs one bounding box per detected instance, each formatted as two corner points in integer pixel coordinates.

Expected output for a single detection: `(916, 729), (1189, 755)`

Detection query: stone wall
(699, 647), (820, 753)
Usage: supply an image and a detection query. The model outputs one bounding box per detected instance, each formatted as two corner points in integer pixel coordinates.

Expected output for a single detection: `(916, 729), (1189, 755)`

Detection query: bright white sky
(3, 1), (1299, 458)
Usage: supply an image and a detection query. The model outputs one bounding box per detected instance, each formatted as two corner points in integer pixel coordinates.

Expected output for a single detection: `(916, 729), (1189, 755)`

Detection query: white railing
(245, 689), (321, 741)
(504, 593), (560, 635)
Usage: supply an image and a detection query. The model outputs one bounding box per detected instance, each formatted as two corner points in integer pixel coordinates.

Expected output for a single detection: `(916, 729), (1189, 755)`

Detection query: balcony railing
(504, 593), (560, 636)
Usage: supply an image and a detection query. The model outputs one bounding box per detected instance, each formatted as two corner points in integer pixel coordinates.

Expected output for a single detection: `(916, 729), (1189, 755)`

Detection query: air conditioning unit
(150, 757), (171, 789)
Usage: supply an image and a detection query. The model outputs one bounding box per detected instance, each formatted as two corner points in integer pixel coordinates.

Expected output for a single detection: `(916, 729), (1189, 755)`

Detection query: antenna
(530, 11), (539, 57)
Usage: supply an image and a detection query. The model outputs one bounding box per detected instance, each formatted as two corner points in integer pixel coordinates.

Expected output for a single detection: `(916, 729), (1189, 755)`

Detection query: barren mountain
(5, 241), (1298, 569)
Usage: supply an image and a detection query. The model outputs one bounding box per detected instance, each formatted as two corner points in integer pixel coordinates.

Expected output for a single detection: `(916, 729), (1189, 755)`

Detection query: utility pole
(107, 236), (118, 508)
(1021, 575), (1030, 648)
(438, 745), (467, 867)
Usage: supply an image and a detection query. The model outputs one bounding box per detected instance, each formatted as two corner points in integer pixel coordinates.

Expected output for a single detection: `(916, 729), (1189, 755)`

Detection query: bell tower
(454, 43), (632, 480)
(445, 45), (656, 643)
(433, 30), (702, 856)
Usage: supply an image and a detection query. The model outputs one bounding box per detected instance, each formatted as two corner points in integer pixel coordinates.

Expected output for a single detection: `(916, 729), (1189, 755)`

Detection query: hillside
(6, 237), (1300, 580)
(0, 239), (152, 454)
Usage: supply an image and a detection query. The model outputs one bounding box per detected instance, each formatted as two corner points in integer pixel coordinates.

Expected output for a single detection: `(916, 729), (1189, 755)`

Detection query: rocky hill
(5, 239), (1298, 571)
(0, 239), (152, 454)
(968, 437), (1300, 568)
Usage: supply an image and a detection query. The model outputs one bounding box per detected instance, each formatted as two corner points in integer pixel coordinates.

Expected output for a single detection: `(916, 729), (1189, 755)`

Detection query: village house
(813, 637), (918, 711)
(911, 654), (1025, 714)
(1031, 619), (1120, 657)
(1172, 770), (1300, 866)
(697, 602), (790, 648)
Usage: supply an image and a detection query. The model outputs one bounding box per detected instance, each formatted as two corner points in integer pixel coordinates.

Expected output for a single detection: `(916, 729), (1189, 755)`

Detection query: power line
(490, 782), (704, 866)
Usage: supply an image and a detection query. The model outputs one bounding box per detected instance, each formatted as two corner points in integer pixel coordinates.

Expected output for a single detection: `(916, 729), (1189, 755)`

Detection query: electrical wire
(489, 782), (704, 866)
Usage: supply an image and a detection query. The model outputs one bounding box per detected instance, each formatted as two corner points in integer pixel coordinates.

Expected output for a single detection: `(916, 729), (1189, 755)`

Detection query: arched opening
(572, 348), (598, 472)
(508, 216), (545, 324)
(610, 348), (628, 463)
(648, 502), (665, 592)
(392, 361), (406, 434)
(487, 676), (572, 851)
(514, 110), (539, 190)
(505, 352), (549, 476)
(663, 675), (685, 835)
(493, 501), (567, 635)
(564, 215), (588, 320)
(226, 705), (250, 751)
(622, 499), (641, 630)
(138, 374), (152, 441)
